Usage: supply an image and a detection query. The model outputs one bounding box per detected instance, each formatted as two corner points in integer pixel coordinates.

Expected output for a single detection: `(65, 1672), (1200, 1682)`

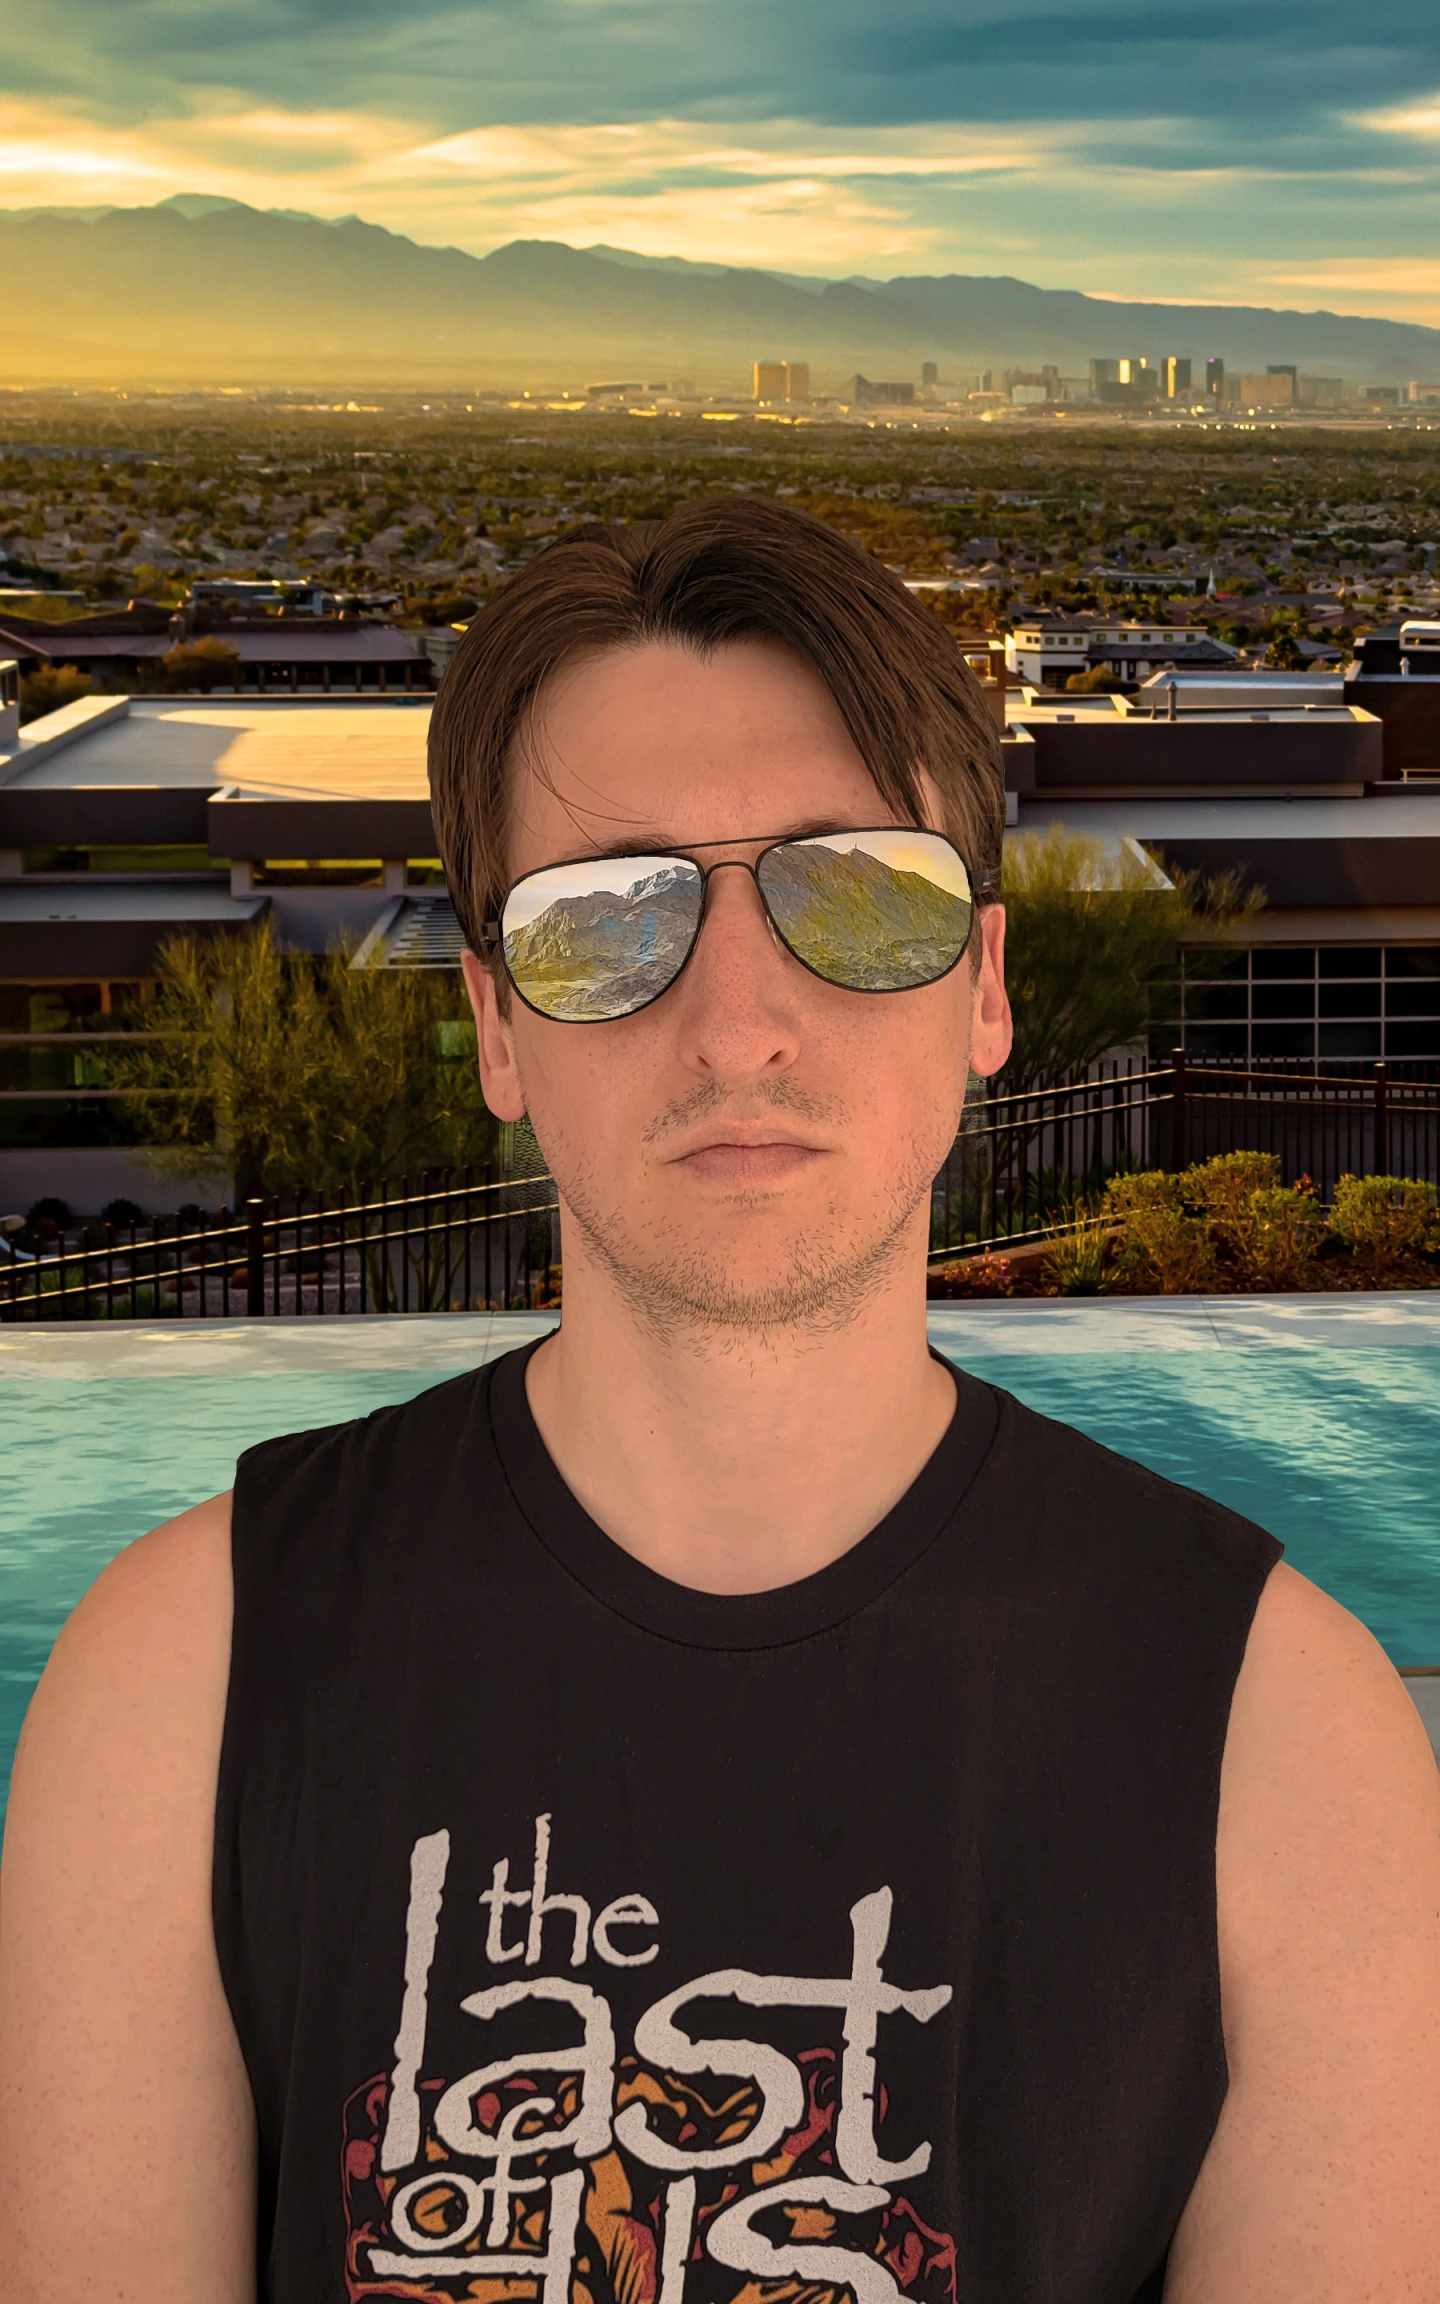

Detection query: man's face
(463, 637), (1011, 1338)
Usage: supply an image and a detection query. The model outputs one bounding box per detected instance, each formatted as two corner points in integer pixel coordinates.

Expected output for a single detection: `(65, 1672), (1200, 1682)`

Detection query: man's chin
(593, 1225), (916, 1342)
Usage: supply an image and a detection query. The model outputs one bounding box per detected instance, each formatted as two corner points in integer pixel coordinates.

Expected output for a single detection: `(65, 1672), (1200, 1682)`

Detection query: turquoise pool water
(3, 1304), (1439, 1822)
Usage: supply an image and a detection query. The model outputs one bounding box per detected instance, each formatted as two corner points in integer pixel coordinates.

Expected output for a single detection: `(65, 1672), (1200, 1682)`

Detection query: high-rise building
(1206, 358), (1225, 401)
(753, 362), (786, 402)
(1263, 366), (1297, 407)
(1241, 371), (1295, 408)
(1091, 356), (1159, 404)
(843, 375), (916, 407)
(783, 361), (810, 401)
(1162, 356), (1192, 399)
(921, 361), (939, 388)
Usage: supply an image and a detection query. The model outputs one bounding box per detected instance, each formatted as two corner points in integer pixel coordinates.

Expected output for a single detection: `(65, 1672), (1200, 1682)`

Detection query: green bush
(1329, 1176), (1440, 1270)
(1102, 1172), (1212, 1294)
(1099, 1155), (1326, 1294)
(1180, 1149), (1279, 1215)
(1232, 1184), (1326, 1292)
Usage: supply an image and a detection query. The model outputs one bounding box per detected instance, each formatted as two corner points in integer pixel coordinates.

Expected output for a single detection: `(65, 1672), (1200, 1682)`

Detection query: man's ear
(462, 948), (527, 1122)
(966, 903), (1013, 1080)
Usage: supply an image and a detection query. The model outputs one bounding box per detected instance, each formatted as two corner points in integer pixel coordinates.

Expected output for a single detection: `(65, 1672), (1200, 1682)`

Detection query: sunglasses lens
(758, 830), (973, 992)
(502, 856), (704, 1020)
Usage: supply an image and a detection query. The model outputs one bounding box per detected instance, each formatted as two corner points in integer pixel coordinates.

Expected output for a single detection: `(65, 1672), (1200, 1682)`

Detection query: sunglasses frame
(482, 826), (983, 1024)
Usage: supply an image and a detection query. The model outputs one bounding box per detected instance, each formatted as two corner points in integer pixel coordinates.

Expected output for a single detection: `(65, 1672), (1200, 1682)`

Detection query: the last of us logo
(342, 1814), (961, 2304)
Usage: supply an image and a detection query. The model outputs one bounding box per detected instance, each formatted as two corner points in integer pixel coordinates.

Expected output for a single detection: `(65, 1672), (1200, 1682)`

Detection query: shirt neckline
(485, 1338), (1000, 1651)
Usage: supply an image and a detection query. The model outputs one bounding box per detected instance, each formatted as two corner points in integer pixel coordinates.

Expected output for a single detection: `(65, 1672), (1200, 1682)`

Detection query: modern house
(1005, 616), (1240, 686)
(0, 601), (432, 693)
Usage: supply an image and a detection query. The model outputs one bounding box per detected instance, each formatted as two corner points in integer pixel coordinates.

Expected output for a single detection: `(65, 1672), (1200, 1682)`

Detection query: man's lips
(667, 1137), (829, 1186)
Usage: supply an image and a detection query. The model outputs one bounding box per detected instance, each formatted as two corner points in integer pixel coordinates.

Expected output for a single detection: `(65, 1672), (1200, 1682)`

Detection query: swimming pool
(3, 1296), (1438, 1824)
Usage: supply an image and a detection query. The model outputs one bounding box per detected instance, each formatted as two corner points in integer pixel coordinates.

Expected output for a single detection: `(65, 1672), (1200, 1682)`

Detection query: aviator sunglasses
(481, 827), (981, 1024)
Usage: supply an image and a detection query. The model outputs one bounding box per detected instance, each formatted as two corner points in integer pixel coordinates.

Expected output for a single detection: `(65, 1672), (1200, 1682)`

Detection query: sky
(3, 0), (1440, 318)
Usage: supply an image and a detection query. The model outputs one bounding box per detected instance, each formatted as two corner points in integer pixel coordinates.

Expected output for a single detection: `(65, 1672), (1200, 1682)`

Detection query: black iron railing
(3, 1059), (1435, 1318)
(0, 1170), (559, 1322)
(928, 1054), (1440, 1261)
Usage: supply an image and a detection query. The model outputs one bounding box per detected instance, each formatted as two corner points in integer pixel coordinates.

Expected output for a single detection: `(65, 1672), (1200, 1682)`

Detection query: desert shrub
(1329, 1176), (1440, 1272)
(1229, 1184), (1325, 1291)
(1178, 1152), (1324, 1289)
(1102, 1172), (1179, 1218)
(101, 1196), (146, 1228)
(1043, 1222), (1112, 1295)
(1099, 1156), (1325, 1293)
(1101, 1172), (1204, 1291)
(1109, 1208), (1205, 1293)
(1179, 1150), (1279, 1215)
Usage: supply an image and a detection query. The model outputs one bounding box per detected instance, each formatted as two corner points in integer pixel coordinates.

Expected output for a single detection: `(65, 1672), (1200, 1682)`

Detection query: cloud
(1, 0), (1439, 314)
(1353, 93), (1440, 138)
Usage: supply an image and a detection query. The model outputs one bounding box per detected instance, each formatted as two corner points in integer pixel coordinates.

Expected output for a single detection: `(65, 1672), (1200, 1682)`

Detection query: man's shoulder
(32, 1487), (234, 1722)
(4, 1488), (235, 1930)
(1223, 1559), (1436, 1844)
(1166, 1561), (1440, 2290)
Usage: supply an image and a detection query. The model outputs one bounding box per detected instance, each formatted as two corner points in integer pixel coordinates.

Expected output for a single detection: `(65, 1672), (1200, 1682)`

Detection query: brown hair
(429, 495), (1004, 957)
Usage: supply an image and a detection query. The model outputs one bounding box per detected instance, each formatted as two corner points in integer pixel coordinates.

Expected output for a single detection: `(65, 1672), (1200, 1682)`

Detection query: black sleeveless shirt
(216, 1340), (1281, 2304)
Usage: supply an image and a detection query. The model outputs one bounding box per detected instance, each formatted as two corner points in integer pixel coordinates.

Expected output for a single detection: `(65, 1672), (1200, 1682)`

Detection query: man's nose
(669, 862), (803, 1079)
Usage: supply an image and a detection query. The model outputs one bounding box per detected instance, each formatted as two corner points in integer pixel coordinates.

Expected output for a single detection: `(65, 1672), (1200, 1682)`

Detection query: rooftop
(0, 694), (433, 801)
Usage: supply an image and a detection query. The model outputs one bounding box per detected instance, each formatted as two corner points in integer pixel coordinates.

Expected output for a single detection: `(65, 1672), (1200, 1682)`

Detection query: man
(2, 498), (1438, 2304)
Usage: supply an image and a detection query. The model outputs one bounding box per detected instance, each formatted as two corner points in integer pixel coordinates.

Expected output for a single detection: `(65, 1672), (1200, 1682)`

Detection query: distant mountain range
(4, 195), (1438, 391)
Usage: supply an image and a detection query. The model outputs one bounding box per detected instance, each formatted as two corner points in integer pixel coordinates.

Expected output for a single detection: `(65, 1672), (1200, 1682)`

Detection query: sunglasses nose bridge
(693, 854), (776, 944)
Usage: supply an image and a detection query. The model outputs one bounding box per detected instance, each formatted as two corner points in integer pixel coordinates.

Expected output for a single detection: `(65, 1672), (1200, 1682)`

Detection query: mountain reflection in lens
(502, 856), (704, 1020)
(757, 830), (973, 991)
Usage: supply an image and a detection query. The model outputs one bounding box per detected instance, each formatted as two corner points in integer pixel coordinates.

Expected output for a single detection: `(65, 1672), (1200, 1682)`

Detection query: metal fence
(0, 1170), (559, 1322)
(929, 1054), (1440, 1260)
(4, 1058), (1436, 1318)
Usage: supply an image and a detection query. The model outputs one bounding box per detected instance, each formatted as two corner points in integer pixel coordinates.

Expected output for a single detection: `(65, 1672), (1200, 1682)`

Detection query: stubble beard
(531, 1076), (946, 1351)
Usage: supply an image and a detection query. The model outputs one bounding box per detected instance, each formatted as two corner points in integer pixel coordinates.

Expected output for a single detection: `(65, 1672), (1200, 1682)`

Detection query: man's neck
(522, 1236), (956, 1596)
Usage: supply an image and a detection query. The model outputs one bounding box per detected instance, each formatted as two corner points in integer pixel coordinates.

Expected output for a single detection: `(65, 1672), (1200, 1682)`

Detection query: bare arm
(0, 1493), (255, 2303)
(1166, 1561), (1440, 2301)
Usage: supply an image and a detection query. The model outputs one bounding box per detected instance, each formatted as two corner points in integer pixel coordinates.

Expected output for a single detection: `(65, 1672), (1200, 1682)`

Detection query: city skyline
(1, 0), (1439, 324)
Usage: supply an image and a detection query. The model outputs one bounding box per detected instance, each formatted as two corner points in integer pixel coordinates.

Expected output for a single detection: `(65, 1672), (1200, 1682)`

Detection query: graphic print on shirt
(342, 1814), (959, 2304)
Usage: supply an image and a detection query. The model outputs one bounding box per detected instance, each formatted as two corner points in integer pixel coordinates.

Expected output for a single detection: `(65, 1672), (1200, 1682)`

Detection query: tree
(160, 637), (240, 692)
(1263, 627), (1305, 670)
(19, 665), (91, 723)
(108, 918), (499, 1199)
(997, 827), (1261, 1094)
